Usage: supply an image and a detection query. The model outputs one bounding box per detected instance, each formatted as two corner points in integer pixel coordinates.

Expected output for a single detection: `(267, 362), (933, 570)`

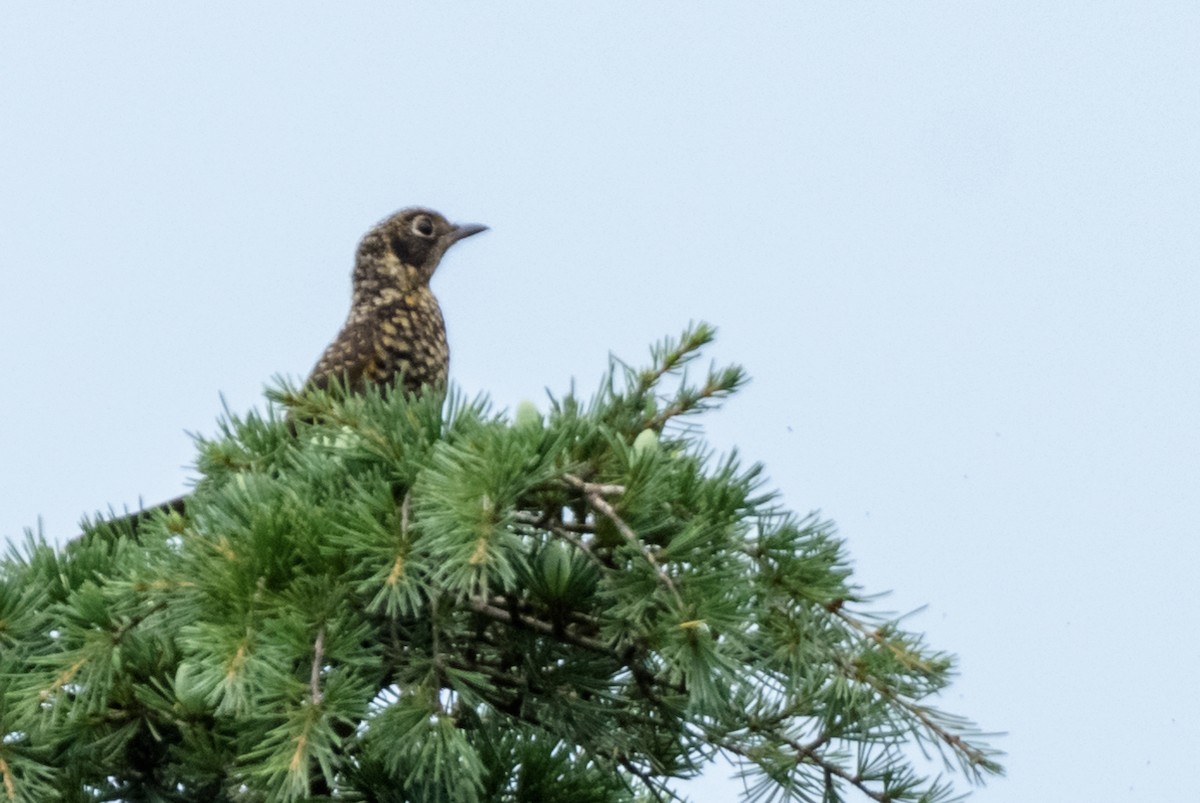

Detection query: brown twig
(830, 608), (1000, 774)
(615, 753), (670, 802)
(511, 510), (607, 568)
(643, 374), (738, 432)
(310, 626), (325, 705)
(714, 725), (892, 803)
(562, 474), (683, 606)
(467, 598), (611, 655)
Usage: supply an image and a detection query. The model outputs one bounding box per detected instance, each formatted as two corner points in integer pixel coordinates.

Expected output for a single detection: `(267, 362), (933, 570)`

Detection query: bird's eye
(412, 216), (435, 237)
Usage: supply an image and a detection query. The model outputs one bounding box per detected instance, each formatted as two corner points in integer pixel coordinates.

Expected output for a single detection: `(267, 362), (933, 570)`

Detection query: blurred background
(2, 4), (1197, 800)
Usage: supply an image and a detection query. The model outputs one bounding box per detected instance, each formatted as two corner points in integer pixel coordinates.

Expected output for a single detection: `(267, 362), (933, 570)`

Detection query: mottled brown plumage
(79, 208), (485, 543)
(306, 207), (486, 395)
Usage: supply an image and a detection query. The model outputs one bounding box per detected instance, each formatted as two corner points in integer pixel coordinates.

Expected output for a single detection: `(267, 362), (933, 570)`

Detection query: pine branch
(2, 324), (1002, 802)
(563, 474), (683, 604)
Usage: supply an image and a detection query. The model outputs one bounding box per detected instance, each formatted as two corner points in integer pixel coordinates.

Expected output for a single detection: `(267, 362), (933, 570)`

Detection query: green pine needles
(0, 323), (1002, 802)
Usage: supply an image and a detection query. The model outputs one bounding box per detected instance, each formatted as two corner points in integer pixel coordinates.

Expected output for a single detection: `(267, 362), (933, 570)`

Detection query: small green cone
(632, 428), (659, 456)
(515, 400), (543, 429)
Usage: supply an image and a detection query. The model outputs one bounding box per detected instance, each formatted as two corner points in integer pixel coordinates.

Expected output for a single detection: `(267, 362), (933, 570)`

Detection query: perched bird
(82, 207), (486, 538)
(306, 207), (487, 395)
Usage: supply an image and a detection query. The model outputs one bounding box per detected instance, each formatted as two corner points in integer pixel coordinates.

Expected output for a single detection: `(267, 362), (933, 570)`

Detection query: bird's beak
(447, 222), (488, 244)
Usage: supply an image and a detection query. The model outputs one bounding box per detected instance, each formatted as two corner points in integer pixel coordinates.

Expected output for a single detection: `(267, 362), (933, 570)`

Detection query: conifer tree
(0, 324), (1002, 802)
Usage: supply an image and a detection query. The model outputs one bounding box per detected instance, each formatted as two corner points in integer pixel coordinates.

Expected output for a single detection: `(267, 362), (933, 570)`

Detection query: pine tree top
(0, 323), (1002, 802)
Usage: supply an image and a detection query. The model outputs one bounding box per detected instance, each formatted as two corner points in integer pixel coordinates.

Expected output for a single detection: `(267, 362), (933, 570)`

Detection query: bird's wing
(306, 318), (377, 392)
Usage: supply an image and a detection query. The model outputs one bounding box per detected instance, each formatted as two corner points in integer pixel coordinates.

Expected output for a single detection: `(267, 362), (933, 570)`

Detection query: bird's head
(354, 207), (487, 292)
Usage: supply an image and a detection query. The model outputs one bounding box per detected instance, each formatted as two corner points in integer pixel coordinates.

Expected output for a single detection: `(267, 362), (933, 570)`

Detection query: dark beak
(447, 222), (488, 244)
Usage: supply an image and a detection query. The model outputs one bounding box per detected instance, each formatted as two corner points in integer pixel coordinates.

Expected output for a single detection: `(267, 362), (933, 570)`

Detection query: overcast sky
(2, 3), (1198, 801)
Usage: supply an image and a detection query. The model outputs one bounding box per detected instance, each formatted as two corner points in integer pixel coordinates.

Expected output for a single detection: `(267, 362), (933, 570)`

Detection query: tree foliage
(0, 323), (1001, 802)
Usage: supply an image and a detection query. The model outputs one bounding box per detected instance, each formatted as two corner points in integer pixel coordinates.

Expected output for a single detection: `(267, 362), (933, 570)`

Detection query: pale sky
(2, 4), (1198, 801)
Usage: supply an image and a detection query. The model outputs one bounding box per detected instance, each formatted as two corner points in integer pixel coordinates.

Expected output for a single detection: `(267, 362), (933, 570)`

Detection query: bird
(305, 207), (487, 396)
(81, 206), (486, 539)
